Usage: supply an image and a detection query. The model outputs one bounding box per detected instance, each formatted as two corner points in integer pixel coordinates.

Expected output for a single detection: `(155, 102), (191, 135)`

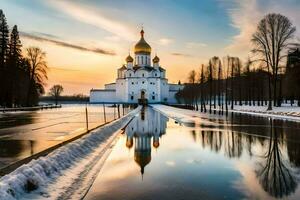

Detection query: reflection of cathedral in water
(125, 107), (167, 176)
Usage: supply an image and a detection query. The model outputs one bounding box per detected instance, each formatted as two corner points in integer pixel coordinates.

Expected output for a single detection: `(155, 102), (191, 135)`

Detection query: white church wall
(147, 77), (160, 103)
(169, 83), (183, 90)
(116, 79), (127, 102)
(104, 83), (116, 90)
(125, 69), (134, 78)
(168, 90), (179, 104)
(136, 69), (149, 78)
(90, 90), (118, 103)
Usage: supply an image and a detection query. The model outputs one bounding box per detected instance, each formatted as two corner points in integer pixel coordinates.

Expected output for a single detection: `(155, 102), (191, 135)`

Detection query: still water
(0, 104), (127, 169)
(85, 107), (300, 200)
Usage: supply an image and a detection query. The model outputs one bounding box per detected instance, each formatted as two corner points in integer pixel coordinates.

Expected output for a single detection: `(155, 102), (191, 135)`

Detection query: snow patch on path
(151, 104), (201, 125)
(152, 104), (300, 123)
(230, 105), (300, 121)
(0, 107), (140, 200)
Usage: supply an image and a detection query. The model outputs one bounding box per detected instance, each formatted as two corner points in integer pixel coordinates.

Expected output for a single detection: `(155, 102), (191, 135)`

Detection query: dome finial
(134, 25), (151, 54)
(140, 23), (144, 37)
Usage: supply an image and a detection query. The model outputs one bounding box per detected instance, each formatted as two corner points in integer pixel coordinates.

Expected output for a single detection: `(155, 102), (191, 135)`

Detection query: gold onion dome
(153, 140), (159, 148)
(134, 29), (151, 54)
(134, 151), (151, 175)
(126, 54), (133, 63)
(153, 55), (160, 63)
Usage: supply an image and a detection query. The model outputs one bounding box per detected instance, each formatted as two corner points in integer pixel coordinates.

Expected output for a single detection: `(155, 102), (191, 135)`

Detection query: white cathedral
(90, 29), (183, 104)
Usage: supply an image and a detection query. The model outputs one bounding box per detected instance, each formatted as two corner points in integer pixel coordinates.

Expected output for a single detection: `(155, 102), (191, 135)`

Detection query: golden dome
(134, 29), (151, 54)
(153, 55), (160, 63)
(134, 151), (151, 175)
(126, 54), (133, 63)
(119, 64), (127, 70)
(126, 138), (133, 148)
(153, 140), (159, 148)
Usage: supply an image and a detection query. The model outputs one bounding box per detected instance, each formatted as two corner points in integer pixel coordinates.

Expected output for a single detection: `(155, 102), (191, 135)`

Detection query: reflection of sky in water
(0, 104), (129, 168)
(85, 107), (300, 200)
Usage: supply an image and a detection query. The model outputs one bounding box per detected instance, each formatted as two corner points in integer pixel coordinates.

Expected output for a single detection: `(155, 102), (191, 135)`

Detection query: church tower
(134, 29), (151, 66)
(153, 55), (160, 69)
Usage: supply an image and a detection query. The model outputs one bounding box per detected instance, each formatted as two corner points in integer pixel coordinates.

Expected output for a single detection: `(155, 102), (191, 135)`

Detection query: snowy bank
(0, 107), (140, 200)
(229, 105), (300, 121)
(152, 104), (300, 123)
(151, 104), (202, 125)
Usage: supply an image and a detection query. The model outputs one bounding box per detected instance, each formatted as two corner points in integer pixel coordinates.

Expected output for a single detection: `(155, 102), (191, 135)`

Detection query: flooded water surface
(0, 104), (126, 168)
(85, 107), (300, 200)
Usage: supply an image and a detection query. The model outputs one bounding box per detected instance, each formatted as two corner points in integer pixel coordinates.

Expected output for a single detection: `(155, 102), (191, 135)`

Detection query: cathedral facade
(90, 29), (183, 104)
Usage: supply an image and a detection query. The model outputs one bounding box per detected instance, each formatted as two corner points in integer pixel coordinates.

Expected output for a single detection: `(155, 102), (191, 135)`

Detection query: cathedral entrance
(138, 90), (148, 105)
(140, 90), (145, 99)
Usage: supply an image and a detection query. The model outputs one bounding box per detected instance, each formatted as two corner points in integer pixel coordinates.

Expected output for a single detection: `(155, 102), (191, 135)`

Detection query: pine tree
(7, 25), (22, 106)
(0, 9), (9, 105)
(0, 9), (9, 68)
(8, 25), (22, 62)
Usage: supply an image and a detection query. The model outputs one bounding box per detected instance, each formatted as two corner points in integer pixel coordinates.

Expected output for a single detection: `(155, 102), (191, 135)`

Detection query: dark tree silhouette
(26, 47), (48, 106)
(49, 85), (64, 105)
(6, 25), (22, 106)
(252, 13), (296, 108)
(0, 9), (9, 105)
(256, 120), (297, 198)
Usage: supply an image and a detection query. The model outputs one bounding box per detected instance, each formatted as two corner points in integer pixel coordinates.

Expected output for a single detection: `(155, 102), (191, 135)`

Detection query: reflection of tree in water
(224, 131), (243, 158)
(195, 114), (300, 198)
(0, 112), (36, 129)
(256, 120), (297, 198)
(0, 140), (35, 157)
(200, 131), (223, 153)
(287, 141), (300, 167)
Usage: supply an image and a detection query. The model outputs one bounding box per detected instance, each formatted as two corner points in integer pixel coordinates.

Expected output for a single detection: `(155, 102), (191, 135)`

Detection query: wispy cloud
(31, 31), (60, 39)
(171, 52), (192, 57)
(158, 38), (173, 46)
(20, 32), (116, 55)
(48, 0), (135, 41)
(224, 0), (300, 56)
(186, 42), (207, 48)
(104, 35), (121, 42)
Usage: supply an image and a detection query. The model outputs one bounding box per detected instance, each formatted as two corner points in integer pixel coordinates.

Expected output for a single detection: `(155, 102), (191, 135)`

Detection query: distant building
(287, 48), (300, 70)
(90, 29), (183, 104)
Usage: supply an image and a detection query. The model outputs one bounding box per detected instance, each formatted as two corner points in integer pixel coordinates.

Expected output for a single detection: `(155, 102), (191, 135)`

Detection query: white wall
(90, 90), (118, 103)
(105, 83), (116, 90)
(168, 90), (179, 104)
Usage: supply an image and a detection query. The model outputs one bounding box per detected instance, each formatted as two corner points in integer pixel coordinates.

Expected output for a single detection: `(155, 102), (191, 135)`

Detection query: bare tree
(207, 60), (213, 113)
(200, 64), (206, 112)
(26, 47), (48, 106)
(188, 70), (196, 84)
(252, 13), (296, 109)
(49, 85), (64, 105)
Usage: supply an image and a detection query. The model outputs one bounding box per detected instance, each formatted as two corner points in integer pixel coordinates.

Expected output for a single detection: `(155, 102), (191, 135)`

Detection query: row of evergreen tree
(0, 9), (48, 107)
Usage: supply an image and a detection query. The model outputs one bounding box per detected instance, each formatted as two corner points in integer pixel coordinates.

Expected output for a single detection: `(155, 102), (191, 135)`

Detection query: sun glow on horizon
(1, 0), (299, 95)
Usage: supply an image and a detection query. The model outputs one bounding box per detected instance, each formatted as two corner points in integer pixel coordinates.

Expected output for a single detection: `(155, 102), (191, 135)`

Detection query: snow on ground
(227, 104), (300, 122)
(231, 104), (300, 116)
(151, 104), (204, 124)
(0, 107), (141, 200)
(152, 104), (300, 123)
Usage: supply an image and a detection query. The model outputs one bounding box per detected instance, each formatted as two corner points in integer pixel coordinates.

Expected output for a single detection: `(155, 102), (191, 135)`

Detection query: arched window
(142, 56), (144, 64)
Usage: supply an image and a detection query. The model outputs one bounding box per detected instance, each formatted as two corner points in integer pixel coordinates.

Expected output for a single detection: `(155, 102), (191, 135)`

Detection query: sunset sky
(1, 0), (300, 95)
